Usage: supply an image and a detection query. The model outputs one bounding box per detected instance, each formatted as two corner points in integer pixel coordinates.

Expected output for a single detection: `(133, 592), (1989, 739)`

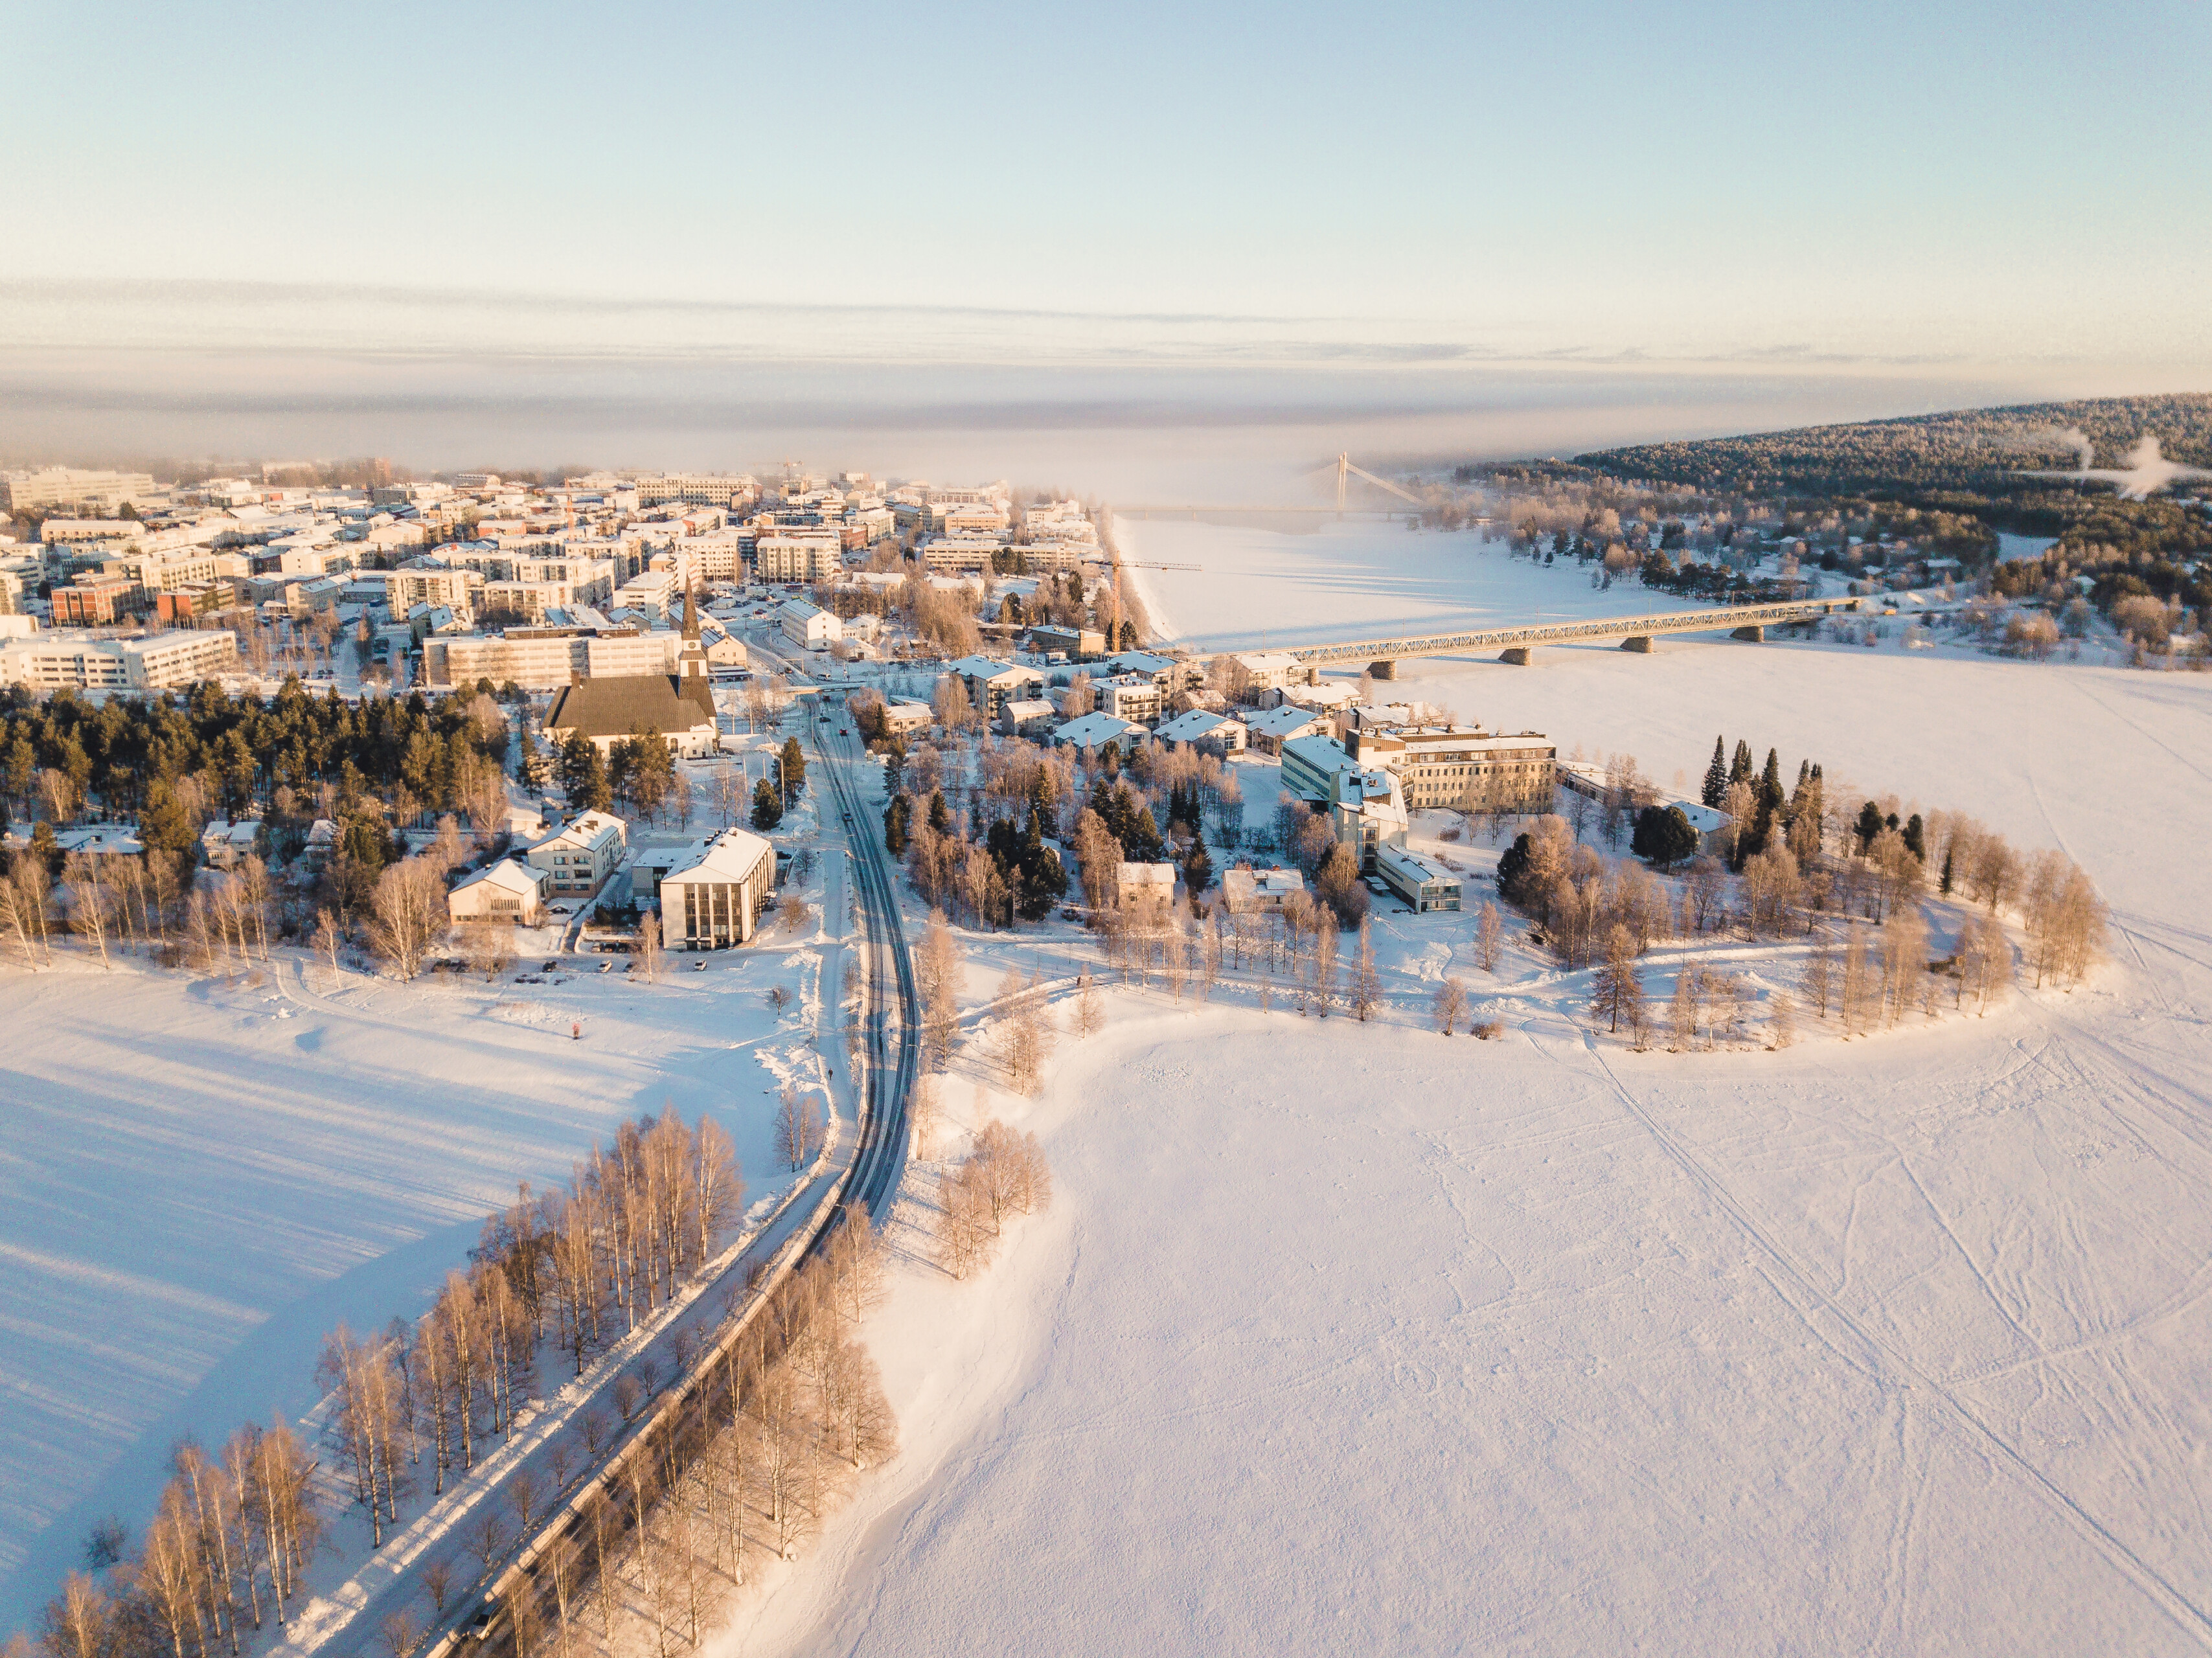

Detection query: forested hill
(1571, 394), (2212, 499)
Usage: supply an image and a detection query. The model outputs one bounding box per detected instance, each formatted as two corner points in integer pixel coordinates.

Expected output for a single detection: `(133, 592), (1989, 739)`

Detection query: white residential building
(448, 859), (551, 926)
(1095, 673), (1162, 725)
(1154, 709), (1247, 753)
(755, 532), (842, 582)
(780, 600), (843, 649)
(523, 810), (628, 896)
(1114, 861), (1178, 915)
(1220, 866), (1306, 914)
(0, 629), (239, 690)
(656, 826), (777, 949)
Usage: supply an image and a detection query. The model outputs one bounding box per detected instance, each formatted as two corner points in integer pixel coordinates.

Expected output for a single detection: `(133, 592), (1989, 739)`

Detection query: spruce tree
(1729, 739), (1753, 787)
(883, 794), (911, 855)
(779, 736), (806, 803)
(751, 778), (783, 830)
(1855, 799), (1884, 849)
(1759, 747), (1782, 806)
(1702, 738), (1727, 809)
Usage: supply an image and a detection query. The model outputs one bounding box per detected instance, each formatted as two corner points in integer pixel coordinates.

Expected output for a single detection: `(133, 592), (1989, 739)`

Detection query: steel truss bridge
(1276, 596), (1862, 674)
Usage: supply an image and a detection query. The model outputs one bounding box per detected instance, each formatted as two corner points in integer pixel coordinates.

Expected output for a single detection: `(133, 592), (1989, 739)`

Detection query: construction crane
(1310, 452), (1428, 511)
(1115, 560), (1202, 571)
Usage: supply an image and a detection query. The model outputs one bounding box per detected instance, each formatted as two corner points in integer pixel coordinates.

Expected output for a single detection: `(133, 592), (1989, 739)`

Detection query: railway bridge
(1273, 596), (1863, 677)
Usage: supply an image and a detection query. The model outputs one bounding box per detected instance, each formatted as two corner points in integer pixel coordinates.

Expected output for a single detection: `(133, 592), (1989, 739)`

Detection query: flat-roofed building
(755, 532), (842, 582)
(1345, 724), (1555, 813)
(1027, 623), (1106, 659)
(1376, 843), (1463, 913)
(51, 576), (145, 626)
(1096, 672), (1161, 725)
(0, 628), (238, 690)
(3, 468), (158, 513)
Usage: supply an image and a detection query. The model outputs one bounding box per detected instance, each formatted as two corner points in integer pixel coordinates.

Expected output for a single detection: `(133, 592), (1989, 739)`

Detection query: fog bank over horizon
(4, 354), (2189, 504)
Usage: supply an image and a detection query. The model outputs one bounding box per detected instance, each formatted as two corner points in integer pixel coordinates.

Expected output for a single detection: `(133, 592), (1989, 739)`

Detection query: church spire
(682, 581), (700, 640)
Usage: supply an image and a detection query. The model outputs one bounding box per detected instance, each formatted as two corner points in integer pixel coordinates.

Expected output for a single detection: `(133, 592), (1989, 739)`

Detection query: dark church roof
(547, 673), (716, 740)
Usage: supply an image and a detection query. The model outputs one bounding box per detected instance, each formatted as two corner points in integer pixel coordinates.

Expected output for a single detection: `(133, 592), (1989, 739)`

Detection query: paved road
(276, 710), (916, 1658)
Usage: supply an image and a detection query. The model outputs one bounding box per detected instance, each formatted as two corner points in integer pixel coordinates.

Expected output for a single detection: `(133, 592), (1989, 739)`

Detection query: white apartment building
(656, 826), (778, 949)
(920, 535), (1001, 573)
(424, 627), (689, 690)
(780, 600), (843, 649)
(2, 468), (159, 513)
(1096, 673), (1162, 725)
(388, 565), (485, 615)
(635, 473), (758, 509)
(755, 532), (842, 583)
(523, 810), (628, 896)
(41, 519), (141, 546)
(0, 628), (239, 690)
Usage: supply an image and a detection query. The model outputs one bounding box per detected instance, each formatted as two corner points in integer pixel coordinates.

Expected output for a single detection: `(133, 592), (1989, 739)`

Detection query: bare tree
(636, 911), (665, 984)
(313, 908), (345, 982)
(421, 1559), (455, 1620)
(380, 1610), (420, 1658)
(1433, 976), (1468, 1034)
(773, 1087), (824, 1171)
(1475, 901), (1502, 973)
(369, 858), (444, 981)
(1349, 919), (1381, 1021)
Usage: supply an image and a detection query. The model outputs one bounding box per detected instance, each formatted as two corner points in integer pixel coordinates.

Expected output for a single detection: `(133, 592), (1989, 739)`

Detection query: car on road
(467, 1604), (496, 1642)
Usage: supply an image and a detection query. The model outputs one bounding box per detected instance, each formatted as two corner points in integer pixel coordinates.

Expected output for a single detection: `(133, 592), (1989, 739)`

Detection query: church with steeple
(543, 585), (722, 758)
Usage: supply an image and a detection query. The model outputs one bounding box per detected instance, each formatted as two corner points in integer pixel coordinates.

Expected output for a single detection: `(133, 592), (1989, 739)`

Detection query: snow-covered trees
(1433, 976), (1468, 1035)
(932, 1118), (1052, 1280)
(1588, 925), (1647, 1039)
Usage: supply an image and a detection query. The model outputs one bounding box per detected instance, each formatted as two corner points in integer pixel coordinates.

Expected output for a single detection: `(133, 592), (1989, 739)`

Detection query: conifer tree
(751, 779), (783, 830)
(1729, 739), (1753, 788)
(1702, 738), (1728, 809)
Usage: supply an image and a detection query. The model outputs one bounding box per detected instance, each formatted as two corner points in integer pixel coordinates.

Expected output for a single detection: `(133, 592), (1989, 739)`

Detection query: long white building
(0, 628), (239, 690)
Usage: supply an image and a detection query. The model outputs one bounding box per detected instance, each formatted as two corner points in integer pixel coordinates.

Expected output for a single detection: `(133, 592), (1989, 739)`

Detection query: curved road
(283, 697), (918, 1658)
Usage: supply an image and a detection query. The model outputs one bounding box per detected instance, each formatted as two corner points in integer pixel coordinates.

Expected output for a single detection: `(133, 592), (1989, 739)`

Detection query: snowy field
(0, 857), (848, 1629)
(725, 521), (2212, 1655)
(1117, 516), (1727, 652)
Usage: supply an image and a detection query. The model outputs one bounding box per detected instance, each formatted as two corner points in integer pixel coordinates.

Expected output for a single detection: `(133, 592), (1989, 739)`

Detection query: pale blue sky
(0, 0), (2204, 474)
(8, 0), (2204, 362)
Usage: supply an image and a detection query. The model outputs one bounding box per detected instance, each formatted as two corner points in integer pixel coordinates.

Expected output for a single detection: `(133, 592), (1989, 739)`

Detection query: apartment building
(635, 473), (759, 510)
(919, 536), (1001, 573)
(754, 532), (843, 582)
(1343, 723), (1556, 813)
(51, 577), (146, 626)
(522, 810), (628, 895)
(780, 600), (842, 649)
(0, 628), (239, 690)
(946, 655), (1045, 716)
(2, 468), (158, 513)
(1095, 672), (1162, 725)
(388, 565), (485, 617)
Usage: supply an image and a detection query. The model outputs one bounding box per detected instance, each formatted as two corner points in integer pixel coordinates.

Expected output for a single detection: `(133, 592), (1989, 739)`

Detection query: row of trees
(459, 1208), (896, 1658)
(18, 1107), (749, 1658)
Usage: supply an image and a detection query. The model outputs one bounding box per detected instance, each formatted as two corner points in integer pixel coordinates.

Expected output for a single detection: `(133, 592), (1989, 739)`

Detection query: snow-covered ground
(1117, 517), (1704, 652)
(0, 831), (846, 1630)
(722, 520), (2212, 1654)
